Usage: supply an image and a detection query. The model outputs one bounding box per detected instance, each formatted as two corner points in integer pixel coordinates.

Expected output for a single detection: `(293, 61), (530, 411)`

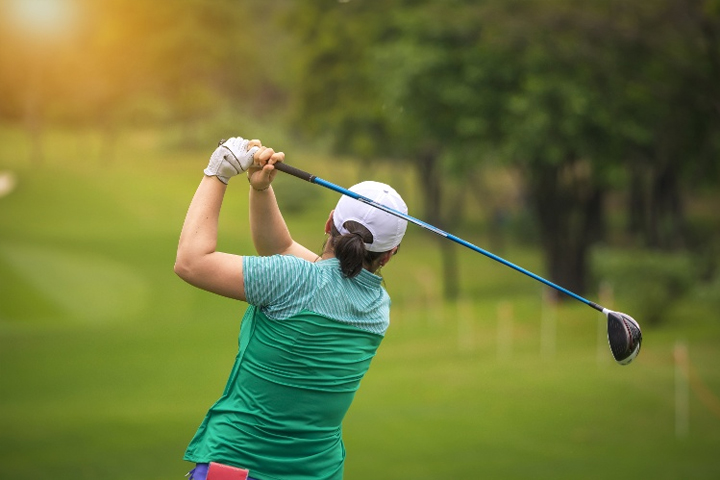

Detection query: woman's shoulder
(244, 254), (319, 286)
(246, 253), (316, 270)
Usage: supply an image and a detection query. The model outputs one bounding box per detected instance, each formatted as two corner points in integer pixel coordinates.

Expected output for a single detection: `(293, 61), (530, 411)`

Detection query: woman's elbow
(173, 255), (194, 281)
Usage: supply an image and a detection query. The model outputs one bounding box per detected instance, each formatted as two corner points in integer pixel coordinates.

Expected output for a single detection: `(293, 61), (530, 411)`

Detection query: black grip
(588, 301), (605, 312)
(274, 162), (315, 183)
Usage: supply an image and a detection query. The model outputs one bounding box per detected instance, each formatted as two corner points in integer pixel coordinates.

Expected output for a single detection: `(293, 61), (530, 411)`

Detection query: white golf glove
(204, 137), (259, 184)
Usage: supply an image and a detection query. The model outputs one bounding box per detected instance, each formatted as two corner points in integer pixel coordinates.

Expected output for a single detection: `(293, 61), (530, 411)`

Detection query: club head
(606, 310), (642, 365)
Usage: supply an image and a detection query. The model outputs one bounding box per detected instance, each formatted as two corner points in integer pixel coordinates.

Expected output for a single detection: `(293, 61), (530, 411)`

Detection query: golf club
(273, 161), (642, 365)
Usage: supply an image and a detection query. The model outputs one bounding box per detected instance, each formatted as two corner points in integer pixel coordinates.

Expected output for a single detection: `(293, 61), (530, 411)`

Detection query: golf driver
(273, 162), (642, 365)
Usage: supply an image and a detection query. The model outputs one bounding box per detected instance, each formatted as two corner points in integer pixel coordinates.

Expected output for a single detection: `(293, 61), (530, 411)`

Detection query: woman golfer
(175, 137), (408, 480)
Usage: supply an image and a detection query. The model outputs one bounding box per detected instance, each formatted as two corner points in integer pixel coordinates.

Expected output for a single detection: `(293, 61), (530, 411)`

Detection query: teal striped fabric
(243, 256), (390, 336)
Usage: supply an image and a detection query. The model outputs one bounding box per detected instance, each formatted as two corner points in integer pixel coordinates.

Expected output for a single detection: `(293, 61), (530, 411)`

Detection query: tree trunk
(627, 161), (649, 240)
(529, 159), (604, 301)
(25, 89), (44, 164)
(102, 120), (117, 165)
(416, 149), (460, 301)
(647, 161), (685, 249)
(626, 156), (686, 250)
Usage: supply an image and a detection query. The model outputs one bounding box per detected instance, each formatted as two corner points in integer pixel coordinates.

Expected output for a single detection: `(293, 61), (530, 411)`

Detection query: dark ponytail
(330, 221), (384, 278)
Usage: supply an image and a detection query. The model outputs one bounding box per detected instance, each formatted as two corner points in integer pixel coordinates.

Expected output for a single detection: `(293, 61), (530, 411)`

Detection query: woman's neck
(316, 243), (335, 262)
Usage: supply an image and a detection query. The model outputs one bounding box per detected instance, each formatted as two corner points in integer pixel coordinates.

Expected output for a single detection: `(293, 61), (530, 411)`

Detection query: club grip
(274, 162), (315, 183)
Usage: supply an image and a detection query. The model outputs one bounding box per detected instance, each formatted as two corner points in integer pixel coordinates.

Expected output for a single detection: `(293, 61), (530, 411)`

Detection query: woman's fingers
(257, 147), (275, 165)
(268, 151), (285, 165)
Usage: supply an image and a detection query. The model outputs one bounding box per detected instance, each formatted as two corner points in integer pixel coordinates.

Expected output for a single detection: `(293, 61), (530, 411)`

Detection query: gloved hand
(204, 137), (260, 184)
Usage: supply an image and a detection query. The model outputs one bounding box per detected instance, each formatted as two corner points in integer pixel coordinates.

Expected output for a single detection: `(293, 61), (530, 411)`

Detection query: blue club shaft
(274, 162), (604, 312)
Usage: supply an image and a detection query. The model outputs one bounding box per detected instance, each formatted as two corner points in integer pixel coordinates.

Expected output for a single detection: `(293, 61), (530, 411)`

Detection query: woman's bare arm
(174, 176), (246, 300)
(248, 149), (318, 262)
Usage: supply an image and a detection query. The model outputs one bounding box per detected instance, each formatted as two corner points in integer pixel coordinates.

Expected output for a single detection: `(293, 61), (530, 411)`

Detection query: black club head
(606, 311), (642, 365)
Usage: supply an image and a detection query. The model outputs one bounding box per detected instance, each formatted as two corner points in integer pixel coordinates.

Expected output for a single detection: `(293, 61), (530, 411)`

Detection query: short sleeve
(243, 255), (318, 320)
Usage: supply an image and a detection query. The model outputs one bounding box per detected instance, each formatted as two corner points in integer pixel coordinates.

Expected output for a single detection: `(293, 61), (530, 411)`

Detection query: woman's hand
(204, 137), (260, 184)
(247, 142), (285, 191)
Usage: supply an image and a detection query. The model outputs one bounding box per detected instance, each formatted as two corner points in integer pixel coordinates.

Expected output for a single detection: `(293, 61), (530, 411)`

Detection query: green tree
(491, 1), (631, 297)
(0, 0), (284, 157)
(290, 0), (506, 299)
(288, 0), (720, 300)
(618, 0), (720, 249)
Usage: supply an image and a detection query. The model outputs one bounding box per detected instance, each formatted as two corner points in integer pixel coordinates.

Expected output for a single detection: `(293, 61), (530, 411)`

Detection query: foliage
(0, 0), (719, 299)
(593, 248), (701, 326)
(0, 0), (286, 129)
(271, 172), (323, 215)
(287, 0), (720, 298)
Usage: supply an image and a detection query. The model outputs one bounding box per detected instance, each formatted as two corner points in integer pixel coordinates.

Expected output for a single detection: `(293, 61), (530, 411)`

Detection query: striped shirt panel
(243, 255), (390, 336)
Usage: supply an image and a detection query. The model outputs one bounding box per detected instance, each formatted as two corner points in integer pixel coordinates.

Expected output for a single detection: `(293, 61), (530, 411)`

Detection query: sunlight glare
(7, 0), (77, 37)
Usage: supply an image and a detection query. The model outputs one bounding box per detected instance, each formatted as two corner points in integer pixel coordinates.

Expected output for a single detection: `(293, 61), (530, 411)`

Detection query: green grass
(1, 125), (719, 479)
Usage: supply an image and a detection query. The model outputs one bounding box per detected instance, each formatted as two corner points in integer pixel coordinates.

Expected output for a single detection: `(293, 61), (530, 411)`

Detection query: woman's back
(185, 257), (389, 480)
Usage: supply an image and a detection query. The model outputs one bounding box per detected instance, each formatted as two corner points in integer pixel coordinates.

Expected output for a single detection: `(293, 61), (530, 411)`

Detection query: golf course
(1, 125), (719, 479)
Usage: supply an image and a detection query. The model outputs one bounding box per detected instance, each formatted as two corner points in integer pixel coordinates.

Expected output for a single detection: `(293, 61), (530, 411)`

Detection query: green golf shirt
(184, 256), (390, 480)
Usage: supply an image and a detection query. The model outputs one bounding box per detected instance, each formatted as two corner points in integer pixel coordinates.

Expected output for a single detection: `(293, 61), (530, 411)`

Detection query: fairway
(0, 242), (149, 322)
(1, 127), (719, 479)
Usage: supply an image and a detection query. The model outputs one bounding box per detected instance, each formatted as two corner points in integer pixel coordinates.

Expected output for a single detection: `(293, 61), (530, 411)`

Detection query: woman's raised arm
(247, 148), (318, 262)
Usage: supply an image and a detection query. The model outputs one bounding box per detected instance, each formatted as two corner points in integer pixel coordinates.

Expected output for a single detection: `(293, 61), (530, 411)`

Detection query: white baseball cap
(333, 181), (408, 252)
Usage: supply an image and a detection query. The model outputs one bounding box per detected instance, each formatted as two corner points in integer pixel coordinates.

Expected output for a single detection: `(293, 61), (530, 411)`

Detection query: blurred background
(1, 0), (719, 478)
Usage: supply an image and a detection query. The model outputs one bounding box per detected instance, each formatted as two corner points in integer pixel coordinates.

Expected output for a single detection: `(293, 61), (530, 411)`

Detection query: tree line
(1, 0), (718, 300)
(287, 0), (720, 300)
